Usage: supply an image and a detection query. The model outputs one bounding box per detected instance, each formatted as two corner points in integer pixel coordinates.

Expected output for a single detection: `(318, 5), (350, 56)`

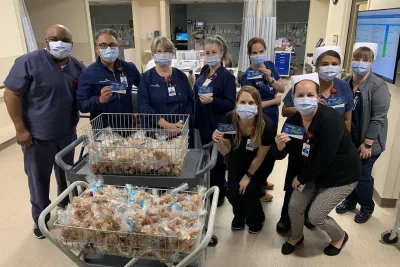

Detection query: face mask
(318, 66), (340, 81)
(294, 97), (318, 116)
(236, 104), (258, 119)
(48, 41), (72, 59)
(154, 53), (173, 67)
(205, 55), (221, 67)
(352, 61), (370, 77)
(100, 47), (119, 63)
(250, 54), (267, 66)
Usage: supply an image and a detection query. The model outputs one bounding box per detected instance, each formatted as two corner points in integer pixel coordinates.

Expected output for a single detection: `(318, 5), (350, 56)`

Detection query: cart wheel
(208, 235), (218, 247)
(381, 230), (399, 245)
(290, 68), (295, 75)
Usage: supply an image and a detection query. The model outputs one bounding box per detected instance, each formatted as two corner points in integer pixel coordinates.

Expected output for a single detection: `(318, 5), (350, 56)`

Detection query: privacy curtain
(260, 0), (277, 61)
(18, 0), (37, 52)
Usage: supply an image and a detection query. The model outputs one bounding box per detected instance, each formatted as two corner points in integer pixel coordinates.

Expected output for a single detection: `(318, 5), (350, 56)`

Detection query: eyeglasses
(97, 43), (119, 49)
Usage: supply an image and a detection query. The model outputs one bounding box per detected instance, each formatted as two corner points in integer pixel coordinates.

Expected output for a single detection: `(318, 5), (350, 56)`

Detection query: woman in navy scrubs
(241, 37), (285, 202)
(194, 35), (236, 206)
(138, 36), (194, 145)
(278, 46), (354, 234)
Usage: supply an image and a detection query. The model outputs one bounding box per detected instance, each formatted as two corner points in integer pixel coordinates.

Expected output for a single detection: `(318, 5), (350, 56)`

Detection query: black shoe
(354, 212), (371, 224)
(33, 223), (46, 239)
(276, 221), (290, 234)
(336, 202), (355, 214)
(248, 223), (263, 234)
(324, 232), (348, 256)
(217, 196), (225, 207)
(231, 217), (245, 231)
(304, 217), (315, 229)
(281, 236), (304, 255)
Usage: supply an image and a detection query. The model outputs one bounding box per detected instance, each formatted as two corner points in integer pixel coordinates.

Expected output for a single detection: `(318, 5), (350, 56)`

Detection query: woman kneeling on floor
(212, 86), (276, 234)
(273, 73), (361, 256)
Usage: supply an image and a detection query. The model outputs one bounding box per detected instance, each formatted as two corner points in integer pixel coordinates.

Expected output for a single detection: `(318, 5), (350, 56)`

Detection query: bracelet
(245, 171), (253, 179)
(270, 78), (275, 85)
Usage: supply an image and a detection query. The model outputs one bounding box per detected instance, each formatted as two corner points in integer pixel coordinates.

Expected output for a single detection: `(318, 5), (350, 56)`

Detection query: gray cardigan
(343, 73), (391, 156)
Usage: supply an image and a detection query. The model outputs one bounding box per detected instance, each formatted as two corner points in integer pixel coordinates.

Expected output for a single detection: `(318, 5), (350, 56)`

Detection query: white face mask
(236, 104), (258, 119)
(293, 97), (318, 115)
(48, 41), (72, 59)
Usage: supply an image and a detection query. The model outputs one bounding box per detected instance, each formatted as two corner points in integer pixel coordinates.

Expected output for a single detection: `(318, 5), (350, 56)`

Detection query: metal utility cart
(381, 203), (400, 245)
(39, 113), (220, 267)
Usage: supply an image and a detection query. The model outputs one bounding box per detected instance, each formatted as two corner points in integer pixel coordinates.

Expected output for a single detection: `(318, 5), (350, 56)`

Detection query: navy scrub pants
(210, 152), (227, 199)
(344, 154), (380, 215)
(23, 131), (77, 224)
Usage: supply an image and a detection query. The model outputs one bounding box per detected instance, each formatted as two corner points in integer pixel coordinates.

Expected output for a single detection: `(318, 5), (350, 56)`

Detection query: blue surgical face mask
(100, 47), (119, 63)
(250, 54), (267, 66)
(294, 97), (318, 116)
(236, 104), (258, 119)
(205, 55), (221, 67)
(48, 41), (72, 59)
(318, 65), (340, 81)
(352, 61), (371, 77)
(154, 53), (173, 67)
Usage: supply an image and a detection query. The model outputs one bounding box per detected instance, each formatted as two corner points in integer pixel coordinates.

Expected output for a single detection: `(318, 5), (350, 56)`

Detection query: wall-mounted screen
(176, 32), (188, 41)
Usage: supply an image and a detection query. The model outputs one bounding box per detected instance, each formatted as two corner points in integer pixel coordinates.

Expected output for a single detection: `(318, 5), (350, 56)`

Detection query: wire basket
(81, 113), (190, 176)
(54, 185), (205, 263)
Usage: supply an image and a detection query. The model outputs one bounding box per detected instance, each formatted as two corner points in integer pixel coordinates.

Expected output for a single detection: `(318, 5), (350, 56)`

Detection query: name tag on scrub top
(326, 97), (346, 109)
(218, 123), (236, 134)
(202, 78), (212, 87)
(282, 123), (305, 140)
(168, 86), (176, 96)
(246, 139), (254, 151)
(302, 143), (310, 157)
(198, 86), (213, 96)
(110, 81), (128, 94)
(247, 70), (262, 80)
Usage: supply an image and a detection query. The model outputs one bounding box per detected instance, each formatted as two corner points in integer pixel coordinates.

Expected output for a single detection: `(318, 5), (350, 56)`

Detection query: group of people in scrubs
(3, 22), (391, 258)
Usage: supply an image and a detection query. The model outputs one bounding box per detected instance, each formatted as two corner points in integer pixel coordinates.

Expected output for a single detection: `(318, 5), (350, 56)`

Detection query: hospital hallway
(0, 107), (399, 267)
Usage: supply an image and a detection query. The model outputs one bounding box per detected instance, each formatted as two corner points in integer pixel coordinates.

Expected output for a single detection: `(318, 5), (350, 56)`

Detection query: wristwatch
(364, 143), (372, 149)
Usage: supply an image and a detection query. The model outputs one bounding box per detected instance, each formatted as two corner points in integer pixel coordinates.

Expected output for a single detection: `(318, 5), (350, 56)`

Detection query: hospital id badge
(168, 86), (176, 96)
(247, 70), (262, 80)
(282, 123), (305, 140)
(326, 97), (345, 109)
(120, 75), (128, 84)
(198, 86), (213, 96)
(246, 139), (254, 151)
(218, 123), (236, 134)
(202, 78), (212, 87)
(302, 143), (310, 157)
(110, 81), (127, 94)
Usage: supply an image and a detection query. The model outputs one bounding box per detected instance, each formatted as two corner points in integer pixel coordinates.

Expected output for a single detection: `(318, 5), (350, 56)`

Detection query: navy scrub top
(138, 67), (194, 127)
(283, 77), (354, 116)
(77, 57), (141, 121)
(194, 65), (236, 144)
(4, 49), (85, 140)
(241, 61), (281, 125)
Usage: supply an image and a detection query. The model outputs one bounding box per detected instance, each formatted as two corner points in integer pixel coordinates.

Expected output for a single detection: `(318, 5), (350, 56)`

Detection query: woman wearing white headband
(336, 43), (391, 224)
(274, 73), (361, 256)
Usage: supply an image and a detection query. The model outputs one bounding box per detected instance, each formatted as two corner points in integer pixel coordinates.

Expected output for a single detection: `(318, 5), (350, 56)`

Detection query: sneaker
(231, 217), (245, 231)
(324, 232), (348, 256)
(354, 212), (371, 224)
(336, 202), (355, 214)
(248, 223), (263, 234)
(262, 181), (275, 190)
(276, 220), (290, 234)
(281, 236), (304, 255)
(33, 223), (46, 239)
(260, 193), (273, 202)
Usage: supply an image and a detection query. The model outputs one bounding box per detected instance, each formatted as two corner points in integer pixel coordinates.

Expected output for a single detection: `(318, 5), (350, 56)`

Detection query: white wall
(368, 0), (399, 10)
(324, 0), (352, 49)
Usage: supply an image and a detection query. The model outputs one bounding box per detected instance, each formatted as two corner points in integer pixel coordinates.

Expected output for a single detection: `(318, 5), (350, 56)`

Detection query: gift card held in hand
(218, 123), (237, 134)
(282, 123), (305, 140)
(326, 96), (345, 108)
(198, 86), (213, 96)
(247, 70), (262, 80)
(110, 81), (127, 94)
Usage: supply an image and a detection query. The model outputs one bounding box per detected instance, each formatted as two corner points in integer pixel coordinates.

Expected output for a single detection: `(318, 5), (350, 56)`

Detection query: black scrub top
(224, 113), (276, 183)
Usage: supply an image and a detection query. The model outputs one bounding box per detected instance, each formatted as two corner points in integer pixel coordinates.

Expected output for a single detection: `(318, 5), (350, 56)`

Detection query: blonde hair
(151, 36), (175, 55)
(232, 86), (265, 150)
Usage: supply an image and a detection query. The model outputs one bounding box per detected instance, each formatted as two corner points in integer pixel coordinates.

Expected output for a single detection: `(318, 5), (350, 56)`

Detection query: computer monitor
(176, 32), (188, 42)
(355, 8), (400, 84)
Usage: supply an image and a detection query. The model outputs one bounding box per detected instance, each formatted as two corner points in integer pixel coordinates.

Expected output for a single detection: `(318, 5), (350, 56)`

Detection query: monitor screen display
(176, 32), (188, 41)
(355, 8), (400, 84)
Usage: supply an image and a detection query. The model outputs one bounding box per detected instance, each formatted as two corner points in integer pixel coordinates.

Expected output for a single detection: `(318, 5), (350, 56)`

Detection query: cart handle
(55, 135), (85, 171)
(176, 186), (220, 267)
(196, 141), (218, 177)
(38, 181), (89, 267)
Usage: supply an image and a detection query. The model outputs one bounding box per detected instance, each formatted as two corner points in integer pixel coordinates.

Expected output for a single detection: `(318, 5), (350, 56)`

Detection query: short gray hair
(95, 28), (118, 42)
(151, 36), (175, 55)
